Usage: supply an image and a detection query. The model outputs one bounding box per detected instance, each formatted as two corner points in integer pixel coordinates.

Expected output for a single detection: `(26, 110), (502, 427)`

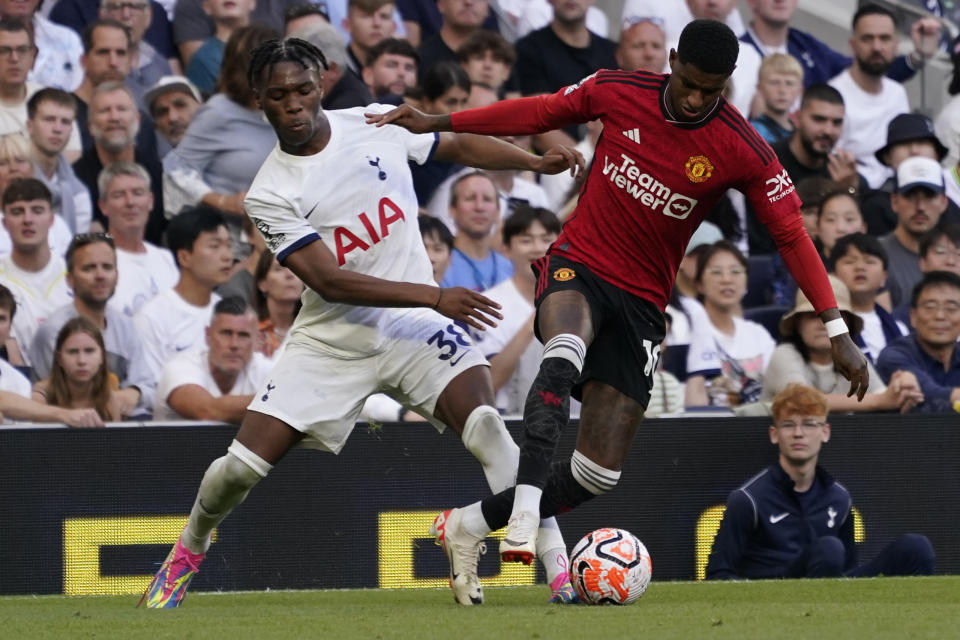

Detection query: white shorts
(247, 307), (489, 453)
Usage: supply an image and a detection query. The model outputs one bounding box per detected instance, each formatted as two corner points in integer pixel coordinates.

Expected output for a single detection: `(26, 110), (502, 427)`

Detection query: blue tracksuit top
(705, 463), (855, 579)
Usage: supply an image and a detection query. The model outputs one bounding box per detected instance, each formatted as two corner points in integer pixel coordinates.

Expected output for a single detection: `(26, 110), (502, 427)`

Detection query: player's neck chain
(454, 247), (499, 291)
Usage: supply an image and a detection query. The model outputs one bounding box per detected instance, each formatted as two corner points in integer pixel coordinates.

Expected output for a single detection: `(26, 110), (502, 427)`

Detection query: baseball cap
(143, 76), (202, 112)
(685, 221), (723, 256)
(895, 156), (945, 194)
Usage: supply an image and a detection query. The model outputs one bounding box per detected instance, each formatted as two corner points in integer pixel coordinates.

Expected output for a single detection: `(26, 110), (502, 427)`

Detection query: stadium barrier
(2, 414), (958, 596)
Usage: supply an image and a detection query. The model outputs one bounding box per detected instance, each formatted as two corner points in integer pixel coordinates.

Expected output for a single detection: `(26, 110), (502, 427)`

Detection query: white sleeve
(244, 188), (320, 264)
(365, 103), (439, 165)
(133, 308), (169, 381)
(156, 353), (209, 406)
(686, 322), (720, 377)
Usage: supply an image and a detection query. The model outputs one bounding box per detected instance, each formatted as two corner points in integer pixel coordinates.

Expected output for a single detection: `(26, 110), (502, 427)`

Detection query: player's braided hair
(676, 19), (738, 77)
(247, 37), (330, 95)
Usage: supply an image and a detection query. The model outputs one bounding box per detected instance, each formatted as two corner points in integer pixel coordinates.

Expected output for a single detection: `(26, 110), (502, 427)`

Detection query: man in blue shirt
(706, 384), (935, 579)
(740, 0), (941, 87)
(878, 270), (960, 413)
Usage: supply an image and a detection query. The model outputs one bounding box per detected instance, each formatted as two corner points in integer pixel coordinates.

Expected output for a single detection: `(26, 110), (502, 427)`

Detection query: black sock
(516, 358), (579, 488)
(481, 459), (596, 529)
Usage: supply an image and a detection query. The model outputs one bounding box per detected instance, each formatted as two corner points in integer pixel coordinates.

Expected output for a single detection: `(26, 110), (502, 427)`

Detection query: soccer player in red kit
(369, 19), (869, 588)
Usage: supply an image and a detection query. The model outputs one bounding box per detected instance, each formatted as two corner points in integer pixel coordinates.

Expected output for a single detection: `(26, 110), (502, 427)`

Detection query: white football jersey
(244, 105), (439, 357)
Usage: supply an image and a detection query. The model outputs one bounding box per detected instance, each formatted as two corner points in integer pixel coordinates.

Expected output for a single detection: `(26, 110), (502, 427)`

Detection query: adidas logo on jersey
(622, 128), (641, 144)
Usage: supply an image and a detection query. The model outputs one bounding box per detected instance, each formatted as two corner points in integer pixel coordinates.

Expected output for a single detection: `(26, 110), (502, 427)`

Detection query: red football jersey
(452, 69), (804, 311)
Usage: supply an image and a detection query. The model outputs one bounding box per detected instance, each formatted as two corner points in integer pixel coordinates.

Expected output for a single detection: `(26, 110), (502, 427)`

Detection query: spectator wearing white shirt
(99, 162), (178, 317)
(28, 232), (155, 416)
(134, 205), (232, 381)
(474, 205), (560, 416)
(828, 6), (910, 190)
(0, 282), (29, 396)
(0, 178), (71, 362)
(0, 0), (85, 91)
(27, 88), (93, 234)
(154, 296), (272, 422)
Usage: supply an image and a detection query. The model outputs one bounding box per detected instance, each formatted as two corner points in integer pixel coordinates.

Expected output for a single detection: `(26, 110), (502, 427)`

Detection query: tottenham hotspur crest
(368, 156), (387, 180)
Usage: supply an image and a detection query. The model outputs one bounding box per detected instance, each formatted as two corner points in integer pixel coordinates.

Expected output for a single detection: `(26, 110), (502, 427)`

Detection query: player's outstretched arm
(364, 104), (452, 134)
(284, 240), (502, 331)
(433, 132), (584, 177)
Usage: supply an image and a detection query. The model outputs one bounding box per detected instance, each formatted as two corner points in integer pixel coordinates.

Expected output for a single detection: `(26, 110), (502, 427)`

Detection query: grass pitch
(2, 577), (957, 640)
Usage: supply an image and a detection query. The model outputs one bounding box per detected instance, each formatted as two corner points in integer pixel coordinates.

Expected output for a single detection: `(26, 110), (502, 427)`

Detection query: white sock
(537, 520), (568, 584)
(511, 484), (543, 519)
(460, 502), (491, 539)
(460, 405), (519, 494)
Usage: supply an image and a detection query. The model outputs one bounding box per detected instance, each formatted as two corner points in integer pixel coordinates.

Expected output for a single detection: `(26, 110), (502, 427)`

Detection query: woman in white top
(762, 275), (923, 413)
(685, 241), (775, 408)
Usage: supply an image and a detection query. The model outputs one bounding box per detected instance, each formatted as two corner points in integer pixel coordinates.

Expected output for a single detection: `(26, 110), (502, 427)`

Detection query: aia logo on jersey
(334, 196), (405, 265)
(553, 268), (576, 281)
(765, 169), (795, 202)
(684, 155), (714, 184)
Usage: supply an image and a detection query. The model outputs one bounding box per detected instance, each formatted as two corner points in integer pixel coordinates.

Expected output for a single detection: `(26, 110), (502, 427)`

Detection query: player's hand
(830, 333), (869, 401)
(365, 104), (447, 134)
(58, 407), (105, 428)
(533, 145), (586, 177)
(434, 287), (503, 331)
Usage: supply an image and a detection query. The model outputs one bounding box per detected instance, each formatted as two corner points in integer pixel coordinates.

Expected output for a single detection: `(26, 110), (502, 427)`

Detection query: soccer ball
(568, 527), (652, 605)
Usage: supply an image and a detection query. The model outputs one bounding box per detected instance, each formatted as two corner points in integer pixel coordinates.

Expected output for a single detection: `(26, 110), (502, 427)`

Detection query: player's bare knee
(461, 405), (518, 467)
(570, 449), (621, 495)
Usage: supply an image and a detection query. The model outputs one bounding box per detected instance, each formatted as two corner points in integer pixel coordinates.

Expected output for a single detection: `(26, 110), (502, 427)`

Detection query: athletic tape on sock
(542, 334), (586, 372)
(570, 450), (620, 495)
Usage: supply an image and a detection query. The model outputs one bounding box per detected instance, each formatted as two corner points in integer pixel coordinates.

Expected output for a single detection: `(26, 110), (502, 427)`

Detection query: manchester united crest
(553, 268), (576, 281)
(685, 155), (714, 184)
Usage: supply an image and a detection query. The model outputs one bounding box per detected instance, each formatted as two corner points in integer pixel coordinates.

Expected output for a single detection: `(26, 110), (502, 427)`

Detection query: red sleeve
(767, 213), (838, 314)
(450, 71), (601, 135)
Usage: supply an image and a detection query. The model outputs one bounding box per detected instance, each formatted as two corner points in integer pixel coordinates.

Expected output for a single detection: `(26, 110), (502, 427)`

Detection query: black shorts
(532, 254), (666, 409)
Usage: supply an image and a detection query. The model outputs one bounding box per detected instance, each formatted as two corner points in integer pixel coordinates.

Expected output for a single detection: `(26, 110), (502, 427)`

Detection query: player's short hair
(366, 37), (418, 70)
(66, 232), (115, 272)
(919, 223), (960, 259)
(97, 161), (151, 196)
(852, 3), (897, 31)
(27, 87), (76, 121)
(676, 19), (738, 77)
(421, 60), (470, 102)
(284, 2), (330, 25)
(910, 270), (960, 308)
(455, 30), (515, 66)
(81, 18), (131, 54)
(0, 283), (16, 321)
(758, 53), (803, 81)
(448, 170), (496, 208)
(2, 177), (52, 208)
(221, 25), (283, 104)
(166, 206), (227, 266)
(829, 232), (888, 272)
(693, 240), (747, 284)
(418, 215), (453, 249)
(800, 83), (844, 109)
(0, 17), (34, 48)
(771, 384), (828, 421)
(214, 295), (253, 317)
(249, 35), (329, 94)
(348, 0), (392, 13)
(502, 206), (561, 246)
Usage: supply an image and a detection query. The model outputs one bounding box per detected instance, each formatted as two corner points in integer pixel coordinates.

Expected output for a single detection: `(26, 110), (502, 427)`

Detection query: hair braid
(247, 37), (329, 94)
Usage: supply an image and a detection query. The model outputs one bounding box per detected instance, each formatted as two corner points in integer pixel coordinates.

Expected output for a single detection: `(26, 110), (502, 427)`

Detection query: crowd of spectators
(0, 0), (957, 427)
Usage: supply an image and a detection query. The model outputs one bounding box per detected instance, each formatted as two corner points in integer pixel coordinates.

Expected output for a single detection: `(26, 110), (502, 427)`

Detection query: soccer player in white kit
(140, 37), (585, 609)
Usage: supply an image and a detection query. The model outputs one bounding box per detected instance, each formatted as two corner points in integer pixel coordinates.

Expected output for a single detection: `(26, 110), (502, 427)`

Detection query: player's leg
(502, 288), (594, 563)
(140, 412), (303, 608)
(434, 366), (574, 602)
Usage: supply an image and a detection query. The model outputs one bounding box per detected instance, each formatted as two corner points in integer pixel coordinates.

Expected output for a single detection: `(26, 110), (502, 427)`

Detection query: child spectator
(815, 188), (866, 262)
(830, 233), (908, 363)
(32, 316), (122, 422)
(418, 215), (453, 284)
(749, 53), (803, 144)
(0, 283), (29, 392)
(456, 30), (515, 96)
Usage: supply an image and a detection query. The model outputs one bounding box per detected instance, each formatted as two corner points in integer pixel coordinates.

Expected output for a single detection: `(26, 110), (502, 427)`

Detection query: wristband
(824, 318), (848, 338)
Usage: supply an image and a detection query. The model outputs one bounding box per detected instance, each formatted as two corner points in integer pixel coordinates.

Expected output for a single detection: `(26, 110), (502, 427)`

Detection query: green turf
(2, 577), (958, 640)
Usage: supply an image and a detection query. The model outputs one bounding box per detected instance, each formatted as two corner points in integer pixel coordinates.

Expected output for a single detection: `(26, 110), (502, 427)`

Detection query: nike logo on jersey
(304, 202), (319, 219)
(769, 512), (789, 524)
(622, 128), (641, 144)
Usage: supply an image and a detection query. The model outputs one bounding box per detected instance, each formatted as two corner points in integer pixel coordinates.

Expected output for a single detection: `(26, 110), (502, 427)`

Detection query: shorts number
(427, 324), (472, 364)
(642, 339), (661, 378)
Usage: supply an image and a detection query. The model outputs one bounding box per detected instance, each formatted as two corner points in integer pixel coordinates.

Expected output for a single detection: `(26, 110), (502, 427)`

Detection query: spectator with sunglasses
(28, 232), (154, 417)
(0, 178), (71, 365)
